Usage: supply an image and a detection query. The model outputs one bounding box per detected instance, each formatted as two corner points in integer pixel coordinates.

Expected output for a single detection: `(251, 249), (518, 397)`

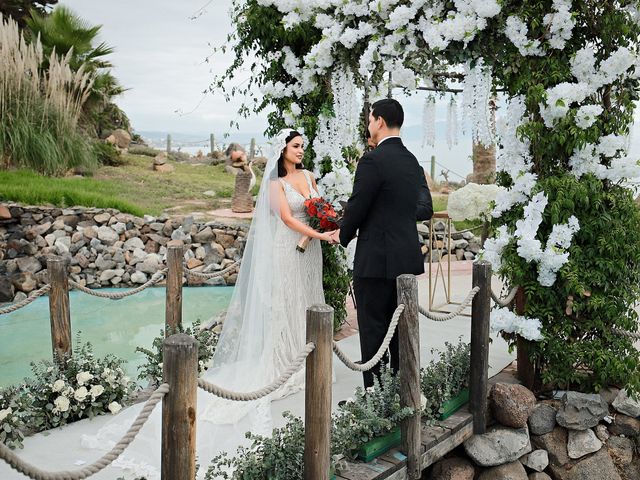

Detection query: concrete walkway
(0, 261), (515, 480)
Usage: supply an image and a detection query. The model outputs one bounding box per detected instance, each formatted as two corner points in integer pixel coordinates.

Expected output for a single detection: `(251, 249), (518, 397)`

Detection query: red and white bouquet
(297, 197), (340, 253)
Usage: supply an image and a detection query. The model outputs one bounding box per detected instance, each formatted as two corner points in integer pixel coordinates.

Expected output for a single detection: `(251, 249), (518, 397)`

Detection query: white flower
(76, 371), (93, 386)
(74, 386), (89, 402)
(108, 402), (122, 414)
(51, 379), (66, 392)
(89, 385), (105, 400)
(420, 394), (427, 410)
(491, 307), (544, 341)
(121, 376), (130, 386)
(447, 183), (500, 221)
(0, 407), (12, 422)
(47, 366), (54, 373)
(54, 396), (70, 413)
(575, 104), (603, 129)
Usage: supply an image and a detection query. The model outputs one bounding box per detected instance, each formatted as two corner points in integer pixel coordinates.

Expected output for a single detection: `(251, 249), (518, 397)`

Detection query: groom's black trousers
(353, 276), (399, 388)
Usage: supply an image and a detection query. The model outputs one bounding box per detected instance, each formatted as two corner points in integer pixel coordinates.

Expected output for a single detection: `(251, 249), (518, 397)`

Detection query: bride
(80, 128), (335, 478)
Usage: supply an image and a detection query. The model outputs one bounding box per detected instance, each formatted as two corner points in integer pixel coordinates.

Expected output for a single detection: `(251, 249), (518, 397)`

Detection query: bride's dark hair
(277, 130), (304, 177)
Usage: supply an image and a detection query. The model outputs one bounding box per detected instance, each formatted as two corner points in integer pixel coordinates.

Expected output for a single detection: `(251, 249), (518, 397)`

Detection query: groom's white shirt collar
(377, 135), (401, 146)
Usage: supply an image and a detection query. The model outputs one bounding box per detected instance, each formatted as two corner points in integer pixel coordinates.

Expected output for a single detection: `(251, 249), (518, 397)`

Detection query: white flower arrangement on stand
(446, 182), (501, 222)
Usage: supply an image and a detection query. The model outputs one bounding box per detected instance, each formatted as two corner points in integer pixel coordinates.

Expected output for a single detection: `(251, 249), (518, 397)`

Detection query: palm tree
(0, 0), (57, 28)
(26, 5), (129, 136)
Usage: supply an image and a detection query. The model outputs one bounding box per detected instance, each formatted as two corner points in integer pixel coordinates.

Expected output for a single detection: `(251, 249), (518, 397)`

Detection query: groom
(331, 98), (433, 388)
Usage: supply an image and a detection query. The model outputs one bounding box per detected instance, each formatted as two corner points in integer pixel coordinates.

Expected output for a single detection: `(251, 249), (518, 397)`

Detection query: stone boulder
(430, 457), (475, 480)
(0, 277), (15, 302)
(556, 392), (608, 430)
(520, 449), (549, 472)
(463, 426), (532, 467)
(0, 204), (11, 220)
(528, 474), (552, 480)
(612, 389), (640, 418)
(548, 447), (621, 480)
(567, 428), (602, 459)
(607, 436), (634, 466)
(608, 414), (640, 437)
(477, 461), (528, 480)
(153, 162), (175, 173)
(111, 129), (131, 149)
(97, 226), (119, 245)
(531, 427), (570, 466)
(12, 272), (37, 293)
(529, 404), (557, 435)
(490, 383), (536, 428)
(16, 256), (42, 274)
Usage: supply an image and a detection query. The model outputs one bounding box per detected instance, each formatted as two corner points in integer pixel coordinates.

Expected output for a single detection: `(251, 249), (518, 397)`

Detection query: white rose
(0, 407), (13, 422)
(89, 385), (104, 400)
(120, 376), (130, 386)
(52, 379), (66, 392)
(76, 371), (94, 386)
(420, 394), (427, 411)
(108, 402), (122, 414)
(74, 386), (89, 402)
(54, 396), (70, 413)
(46, 366), (54, 373)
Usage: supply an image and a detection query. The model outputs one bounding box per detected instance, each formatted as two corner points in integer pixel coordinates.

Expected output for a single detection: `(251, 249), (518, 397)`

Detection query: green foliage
(498, 175), (640, 393)
(420, 340), (470, 423)
(322, 244), (351, 331)
(0, 169), (144, 216)
(0, 0), (58, 28)
(0, 335), (134, 449)
(332, 365), (414, 458)
(128, 145), (162, 157)
(93, 140), (122, 166)
(206, 365), (411, 479)
(135, 319), (220, 386)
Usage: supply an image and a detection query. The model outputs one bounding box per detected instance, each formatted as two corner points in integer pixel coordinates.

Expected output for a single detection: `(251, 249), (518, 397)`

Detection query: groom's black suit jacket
(339, 137), (433, 279)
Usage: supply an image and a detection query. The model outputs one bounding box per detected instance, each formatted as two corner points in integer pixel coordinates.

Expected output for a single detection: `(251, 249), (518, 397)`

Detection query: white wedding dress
(80, 134), (326, 479)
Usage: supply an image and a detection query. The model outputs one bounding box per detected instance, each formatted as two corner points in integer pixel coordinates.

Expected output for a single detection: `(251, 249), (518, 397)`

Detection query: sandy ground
(0, 261), (515, 480)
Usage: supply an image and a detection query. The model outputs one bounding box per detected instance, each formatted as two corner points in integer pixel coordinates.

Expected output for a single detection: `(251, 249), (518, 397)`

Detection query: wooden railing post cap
(308, 304), (333, 314)
(164, 333), (198, 348)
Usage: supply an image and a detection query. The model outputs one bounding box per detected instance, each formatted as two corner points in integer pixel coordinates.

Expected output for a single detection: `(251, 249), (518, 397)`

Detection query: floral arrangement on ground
(0, 335), (134, 449)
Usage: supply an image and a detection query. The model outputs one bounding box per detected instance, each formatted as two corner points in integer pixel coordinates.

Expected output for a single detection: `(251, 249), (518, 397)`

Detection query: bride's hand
(320, 231), (337, 243)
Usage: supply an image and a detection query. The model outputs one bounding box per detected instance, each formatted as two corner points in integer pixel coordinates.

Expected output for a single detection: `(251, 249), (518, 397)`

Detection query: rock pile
(418, 219), (483, 263)
(430, 383), (640, 479)
(0, 204), (247, 303)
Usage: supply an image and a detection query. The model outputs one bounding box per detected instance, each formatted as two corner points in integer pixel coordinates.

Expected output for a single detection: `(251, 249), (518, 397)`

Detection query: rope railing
(491, 286), (519, 307)
(419, 286), (480, 322)
(68, 269), (167, 300)
(0, 383), (169, 480)
(0, 285), (51, 315)
(182, 262), (239, 280)
(613, 327), (640, 341)
(197, 342), (315, 401)
(332, 304), (405, 372)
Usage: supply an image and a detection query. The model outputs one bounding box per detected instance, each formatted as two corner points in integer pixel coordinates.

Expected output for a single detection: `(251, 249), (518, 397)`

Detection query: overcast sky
(57, 1), (640, 181)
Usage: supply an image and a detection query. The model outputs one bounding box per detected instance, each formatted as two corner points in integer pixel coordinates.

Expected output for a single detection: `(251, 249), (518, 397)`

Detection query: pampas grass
(0, 16), (97, 175)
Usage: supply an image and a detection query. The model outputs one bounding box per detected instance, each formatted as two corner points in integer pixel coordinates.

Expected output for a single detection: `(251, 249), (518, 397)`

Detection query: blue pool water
(0, 286), (233, 388)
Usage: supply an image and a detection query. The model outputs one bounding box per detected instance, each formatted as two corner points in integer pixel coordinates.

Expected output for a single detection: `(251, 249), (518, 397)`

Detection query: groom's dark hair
(371, 99), (404, 129)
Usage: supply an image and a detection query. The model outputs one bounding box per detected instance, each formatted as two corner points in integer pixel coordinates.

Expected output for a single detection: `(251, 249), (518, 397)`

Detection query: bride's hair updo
(277, 130), (304, 177)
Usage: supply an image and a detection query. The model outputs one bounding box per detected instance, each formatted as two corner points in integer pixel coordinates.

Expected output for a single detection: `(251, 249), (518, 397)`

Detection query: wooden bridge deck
(335, 364), (519, 480)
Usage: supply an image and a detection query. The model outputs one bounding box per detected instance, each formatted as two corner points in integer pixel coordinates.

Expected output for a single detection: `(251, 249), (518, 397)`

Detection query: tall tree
(0, 0), (57, 28)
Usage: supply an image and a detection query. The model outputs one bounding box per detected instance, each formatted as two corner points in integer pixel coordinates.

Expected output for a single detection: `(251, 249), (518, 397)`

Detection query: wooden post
(430, 155), (436, 181)
(515, 287), (539, 391)
(210, 133), (215, 155)
(470, 261), (491, 434)
(397, 274), (421, 479)
(249, 137), (256, 160)
(165, 246), (184, 335)
(304, 304), (333, 480)
(47, 257), (72, 364)
(162, 333), (198, 480)
(166, 134), (172, 154)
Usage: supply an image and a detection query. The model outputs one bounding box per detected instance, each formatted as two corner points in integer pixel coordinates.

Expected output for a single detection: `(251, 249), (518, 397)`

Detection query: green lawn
(0, 154), (246, 216)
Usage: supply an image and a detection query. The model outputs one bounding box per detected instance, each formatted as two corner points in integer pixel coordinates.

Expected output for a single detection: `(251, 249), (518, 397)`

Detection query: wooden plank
(336, 459), (397, 480)
(420, 422), (473, 470)
(47, 257), (72, 363)
(436, 408), (472, 434)
(421, 424), (450, 451)
(379, 448), (407, 466)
